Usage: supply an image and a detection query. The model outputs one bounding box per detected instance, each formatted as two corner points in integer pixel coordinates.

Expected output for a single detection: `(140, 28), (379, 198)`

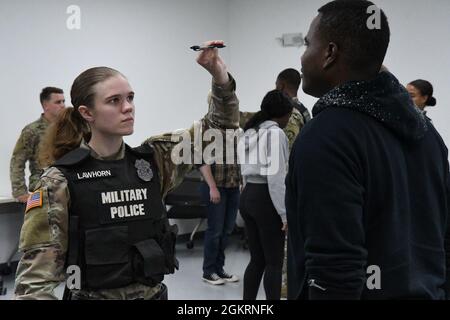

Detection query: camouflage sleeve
(10, 127), (34, 198)
(144, 74), (239, 199)
(283, 108), (305, 151)
(239, 111), (256, 129)
(146, 131), (195, 200)
(14, 167), (70, 300)
(204, 74), (239, 130)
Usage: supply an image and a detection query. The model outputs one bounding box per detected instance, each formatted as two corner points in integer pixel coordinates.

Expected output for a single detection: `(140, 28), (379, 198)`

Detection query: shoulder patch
(19, 187), (52, 250)
(25, 190), (43, 213)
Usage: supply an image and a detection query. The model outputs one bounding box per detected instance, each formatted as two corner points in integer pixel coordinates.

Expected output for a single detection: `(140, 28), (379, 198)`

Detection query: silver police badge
(135, 159), (153, 182)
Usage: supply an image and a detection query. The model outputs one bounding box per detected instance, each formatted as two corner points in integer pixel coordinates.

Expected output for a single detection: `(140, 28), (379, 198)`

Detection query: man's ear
(41, 101), (48, 112)
(323, 42), (338, 69)
(276, 81), (285, 92)
(78, 105), (95, 123)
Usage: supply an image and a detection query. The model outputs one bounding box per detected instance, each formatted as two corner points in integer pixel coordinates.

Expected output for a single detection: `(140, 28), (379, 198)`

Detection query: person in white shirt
(238, 89), (293, 300)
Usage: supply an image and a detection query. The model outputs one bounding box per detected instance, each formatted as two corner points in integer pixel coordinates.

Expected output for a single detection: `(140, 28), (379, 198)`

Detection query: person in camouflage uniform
(276, 68), (311, 125)
(274, 68), (310, 299)
(240, 68), (311, 149)
(9, 87), (65, 203)
(14, 40), (239, 300)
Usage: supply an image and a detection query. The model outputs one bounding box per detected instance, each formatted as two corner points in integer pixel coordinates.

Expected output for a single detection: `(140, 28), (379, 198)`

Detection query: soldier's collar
(80, 140), (126, 161)
(40, 113), (50, 124)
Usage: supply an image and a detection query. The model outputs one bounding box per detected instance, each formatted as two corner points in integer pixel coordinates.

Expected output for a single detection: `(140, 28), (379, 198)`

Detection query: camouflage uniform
(14, 76), (239, 300)
(282, 108), (304, 151)
(10, 115), (49, 198)
(292, 97), (312, 124)
(239, 108), (304, 151)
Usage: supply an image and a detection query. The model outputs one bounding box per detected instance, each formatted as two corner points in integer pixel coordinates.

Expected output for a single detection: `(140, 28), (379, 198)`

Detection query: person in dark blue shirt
(286, 0), (450, 300)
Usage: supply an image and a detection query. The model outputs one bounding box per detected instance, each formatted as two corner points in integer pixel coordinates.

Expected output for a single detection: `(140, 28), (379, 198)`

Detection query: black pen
(190, 44), (226, 51)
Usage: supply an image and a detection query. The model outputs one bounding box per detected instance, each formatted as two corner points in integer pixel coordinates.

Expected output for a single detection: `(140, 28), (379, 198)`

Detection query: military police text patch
(25, 189), (43, 213)
(99, 188), (151, 224)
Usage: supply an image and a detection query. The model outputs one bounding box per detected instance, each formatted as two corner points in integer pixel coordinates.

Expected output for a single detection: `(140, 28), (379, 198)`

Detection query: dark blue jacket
(286, 71), (450, 300)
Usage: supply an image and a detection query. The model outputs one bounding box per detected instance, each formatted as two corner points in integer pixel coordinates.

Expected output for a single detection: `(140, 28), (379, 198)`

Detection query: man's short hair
(40, 87), (64, 105)
(277, 69), (301, 91)
(317, 0), (390, 73)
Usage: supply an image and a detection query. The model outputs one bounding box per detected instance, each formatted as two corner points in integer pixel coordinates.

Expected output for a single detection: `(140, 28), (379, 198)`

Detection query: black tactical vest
(54, 144), (178, 290)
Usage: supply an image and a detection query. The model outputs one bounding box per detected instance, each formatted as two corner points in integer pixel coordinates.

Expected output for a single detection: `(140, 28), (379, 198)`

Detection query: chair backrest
(165, 169), (204, 206)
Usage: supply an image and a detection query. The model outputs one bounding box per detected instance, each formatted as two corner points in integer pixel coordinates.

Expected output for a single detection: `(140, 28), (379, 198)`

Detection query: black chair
(165, 169), (207, 249)
(0, 201), (25, 296)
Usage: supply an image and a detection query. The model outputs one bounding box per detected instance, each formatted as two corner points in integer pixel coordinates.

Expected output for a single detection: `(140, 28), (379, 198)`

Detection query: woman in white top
(238, 90), (293, 300)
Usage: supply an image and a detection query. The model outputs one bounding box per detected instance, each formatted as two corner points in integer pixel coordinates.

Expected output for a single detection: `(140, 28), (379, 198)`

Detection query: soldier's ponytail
(39, 66), (123, 166)
(39, 107), (91, 167)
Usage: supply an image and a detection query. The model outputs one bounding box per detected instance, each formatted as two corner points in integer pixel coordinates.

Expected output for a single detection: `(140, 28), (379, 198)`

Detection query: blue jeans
(200, 183), (240, 275)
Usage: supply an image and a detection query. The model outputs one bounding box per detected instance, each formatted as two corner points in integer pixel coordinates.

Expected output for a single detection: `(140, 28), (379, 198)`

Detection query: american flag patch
(25, 189), (43, 213)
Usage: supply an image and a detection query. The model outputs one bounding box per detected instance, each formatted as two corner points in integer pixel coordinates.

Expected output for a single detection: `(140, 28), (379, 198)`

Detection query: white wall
(0, 0), (230, 197)
(375, 0), (450, 144)
(1, 0), (449, 197)
(228, 0), (450, 147)
(228, 0), (321, 111)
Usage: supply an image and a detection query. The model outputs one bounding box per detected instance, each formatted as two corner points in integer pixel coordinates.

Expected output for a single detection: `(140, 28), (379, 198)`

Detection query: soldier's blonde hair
(39, 107), (91, 167)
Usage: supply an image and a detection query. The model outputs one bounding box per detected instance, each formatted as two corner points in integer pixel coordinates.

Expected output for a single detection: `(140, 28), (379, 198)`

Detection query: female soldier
(406, 79), (437, 116)
(14, 40), (239, 300)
